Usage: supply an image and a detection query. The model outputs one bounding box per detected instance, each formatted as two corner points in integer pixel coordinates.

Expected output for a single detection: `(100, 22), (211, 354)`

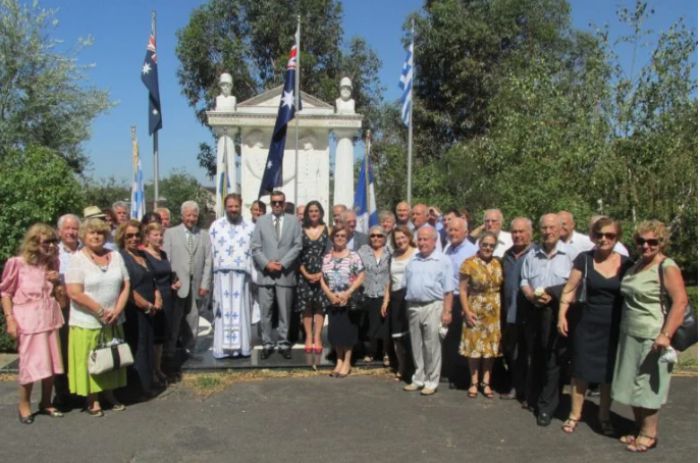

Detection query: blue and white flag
(398, 35), (413, 127)
(354, 156), (378, 234)
(258, 44), (301, 197)
(130, 156), (145, 221)
(141, 32), (162, 135)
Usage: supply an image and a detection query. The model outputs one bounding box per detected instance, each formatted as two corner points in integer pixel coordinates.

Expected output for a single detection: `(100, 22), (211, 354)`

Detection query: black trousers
(441, 297), (467, 387)
(524, 304), (566, 415)
(501, 321), (528, 399)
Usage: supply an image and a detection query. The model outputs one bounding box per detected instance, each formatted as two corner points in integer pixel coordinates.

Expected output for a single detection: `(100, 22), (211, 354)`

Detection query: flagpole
(294, 15), (301, 206)
(406, 19), (414, 206)
(364, 130), (371, 228)
(151, 10), (160, 211)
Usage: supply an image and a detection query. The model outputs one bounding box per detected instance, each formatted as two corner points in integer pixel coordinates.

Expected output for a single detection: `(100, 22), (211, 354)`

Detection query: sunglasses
(125, 233), (141, 240)
(369, 234), (385, 238)
(636, 237), (659, 247)
(40, 238), (59, 246)
(270, 200), (285, 206)
(480, 243), (496, 249)
(594, 232), (617, 240)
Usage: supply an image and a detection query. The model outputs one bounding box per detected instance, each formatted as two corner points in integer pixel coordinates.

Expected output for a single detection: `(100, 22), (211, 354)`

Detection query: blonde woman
(1, 224), (66, 423)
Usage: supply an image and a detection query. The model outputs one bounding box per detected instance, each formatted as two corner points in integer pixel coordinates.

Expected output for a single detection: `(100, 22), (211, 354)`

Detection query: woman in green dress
(612, 220), (689, 452)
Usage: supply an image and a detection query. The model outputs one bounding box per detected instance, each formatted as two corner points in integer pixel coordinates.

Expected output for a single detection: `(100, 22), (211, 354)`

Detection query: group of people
(1, 194), (691, 455)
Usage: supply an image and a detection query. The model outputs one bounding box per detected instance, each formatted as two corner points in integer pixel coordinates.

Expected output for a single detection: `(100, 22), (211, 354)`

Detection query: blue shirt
(444, 239), (478, 295)
(502, 245), (531, 324)
(404, 249), (455, 302)
(520, 241), (576, 290)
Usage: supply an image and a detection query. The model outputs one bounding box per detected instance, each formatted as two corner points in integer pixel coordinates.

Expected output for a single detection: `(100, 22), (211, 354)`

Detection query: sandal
(383, 354), (391, 367)
(619, 434), (636, 445)
(467, 383), (479, 398)
(599, 417), (615, 437)
(38, 407), (64, 418)
(562, 417), (579, 433)
(626, 434), (657, 453)
(480, 382), (494, 399)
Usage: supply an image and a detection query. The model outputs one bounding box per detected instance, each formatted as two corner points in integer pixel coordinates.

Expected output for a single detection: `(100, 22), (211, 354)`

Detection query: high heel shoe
(18, 409), (34, 424)
(304, 344), (313, 353)
(313, 344), (323, 354)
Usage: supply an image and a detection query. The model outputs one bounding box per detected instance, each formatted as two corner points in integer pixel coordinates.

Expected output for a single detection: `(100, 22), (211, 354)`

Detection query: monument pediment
(237, 85), (334, 114)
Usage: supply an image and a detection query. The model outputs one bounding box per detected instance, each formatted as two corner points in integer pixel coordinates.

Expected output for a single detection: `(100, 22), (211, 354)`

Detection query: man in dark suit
(251, 191), (303, 359)
(343, 210), (368, 251)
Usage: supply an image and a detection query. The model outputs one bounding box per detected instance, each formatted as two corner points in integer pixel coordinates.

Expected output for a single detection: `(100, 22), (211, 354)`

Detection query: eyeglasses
(636, 237), (660, 247)
(480, 243), (496, 249)
(369, 234), (385, 238)
(125, 233), (141, 240)
(594, 232), (617, 240)
(270, 200), (284, 206)
(40, 238), (59, 246)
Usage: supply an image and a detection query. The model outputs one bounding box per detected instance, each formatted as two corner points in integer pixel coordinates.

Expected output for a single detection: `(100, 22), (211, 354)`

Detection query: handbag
(88, 326), (134, 375)
(658, 259), (698, 352)
(576, 253), (588, 304)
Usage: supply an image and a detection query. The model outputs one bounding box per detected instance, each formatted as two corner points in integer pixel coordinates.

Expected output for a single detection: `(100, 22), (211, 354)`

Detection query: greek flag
(130, 156), (145, 220)
(354, 156), (378, 234)
(399, 36), (413, 127)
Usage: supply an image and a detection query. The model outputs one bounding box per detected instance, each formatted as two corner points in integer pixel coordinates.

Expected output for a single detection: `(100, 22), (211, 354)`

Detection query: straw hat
(83, 205), (106, 219)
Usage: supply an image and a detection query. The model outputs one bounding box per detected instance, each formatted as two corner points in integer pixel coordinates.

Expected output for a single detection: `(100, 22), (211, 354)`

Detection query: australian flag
(141, 34), (162, 134)
(258, 45), (300, 197)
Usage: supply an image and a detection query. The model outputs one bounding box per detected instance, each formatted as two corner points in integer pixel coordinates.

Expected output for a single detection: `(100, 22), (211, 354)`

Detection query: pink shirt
(0, 257), (64, 334)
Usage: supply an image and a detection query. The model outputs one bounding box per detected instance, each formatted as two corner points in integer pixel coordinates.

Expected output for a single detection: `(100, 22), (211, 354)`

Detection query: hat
(83, 205), (106, 219)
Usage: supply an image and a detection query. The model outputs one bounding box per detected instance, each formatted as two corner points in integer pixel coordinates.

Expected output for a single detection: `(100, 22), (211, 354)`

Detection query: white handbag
(87, 326), (134, 375)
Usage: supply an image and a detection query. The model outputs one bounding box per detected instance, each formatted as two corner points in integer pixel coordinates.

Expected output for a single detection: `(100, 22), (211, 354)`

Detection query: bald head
(539, 213), (561, 250)
(416, 225), (437, 256)
(342, 210), (357, 233)
(412, 203), (429, 228)
(510, 217), (532, 249)
(557, 210), (575, 241)
(333, 204), (347, 226)
(483, 209), (504, 234)
(447, 217), (468, 247)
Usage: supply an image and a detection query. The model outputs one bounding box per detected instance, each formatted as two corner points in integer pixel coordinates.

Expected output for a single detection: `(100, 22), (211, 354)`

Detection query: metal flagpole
(294, 15), (301, 205)
(365, 130), (371, 226)
(406, 19), (414, 205)
(152, 10), (160, 210)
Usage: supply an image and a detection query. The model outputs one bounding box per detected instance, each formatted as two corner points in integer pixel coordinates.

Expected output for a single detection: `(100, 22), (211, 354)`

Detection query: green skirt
(68, 325), (127, 397)
(611, 332), (673, 410)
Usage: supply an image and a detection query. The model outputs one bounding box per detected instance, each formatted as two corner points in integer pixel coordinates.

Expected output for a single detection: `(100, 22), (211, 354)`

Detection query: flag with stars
(258, 44), (301, 197)
(141, 33), (162, 134)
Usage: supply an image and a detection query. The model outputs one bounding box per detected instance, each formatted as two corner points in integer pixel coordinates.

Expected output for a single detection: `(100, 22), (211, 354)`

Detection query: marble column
(333, 129), (356, 208)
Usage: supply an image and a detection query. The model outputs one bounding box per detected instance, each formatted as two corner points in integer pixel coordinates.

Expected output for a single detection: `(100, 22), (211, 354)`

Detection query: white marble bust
(335, 76), (355, 114)
(215, 72), (237, 111)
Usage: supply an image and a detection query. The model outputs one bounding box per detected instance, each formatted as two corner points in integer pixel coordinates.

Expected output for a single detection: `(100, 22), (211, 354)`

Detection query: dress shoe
(537, 412), (552, 427)
(261, 347), (274, 360)
(403, 383), (423, 392)
(18, 409), (34, 424)
(420, 387), (437, 396)
(500, 389), (517, 400)
(281, 348), (292, 359)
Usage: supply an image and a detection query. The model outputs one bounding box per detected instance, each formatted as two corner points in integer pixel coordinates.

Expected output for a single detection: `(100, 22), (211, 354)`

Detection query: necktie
(186, 230), (195, 273)
(274, 217), (281, 240)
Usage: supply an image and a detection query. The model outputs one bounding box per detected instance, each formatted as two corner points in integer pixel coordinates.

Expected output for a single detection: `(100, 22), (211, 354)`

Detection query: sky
(35, 0), (697, 187)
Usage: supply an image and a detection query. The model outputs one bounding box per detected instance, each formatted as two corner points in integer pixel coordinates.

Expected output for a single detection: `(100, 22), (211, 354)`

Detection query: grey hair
(181, 200), (200, 215)
(539, 213), (559, 227)
(155, 207), (171, 217)
(368, 225), (385, 236)
(483, 208), (504, 222)
(57, 213), (80, 230)
(510, 217), (533, 233)
(417, 224), (438, 240)
(378, 210), (395, 223)
(112, 201), (128, 211)
(449, 217), (468, 231)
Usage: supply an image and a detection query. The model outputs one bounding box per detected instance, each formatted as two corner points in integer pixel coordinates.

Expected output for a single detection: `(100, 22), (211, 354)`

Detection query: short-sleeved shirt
(404, 250), (455, 303)
(65, 250), (129, 329)
(444, 239), (478, 295)
(520, 241), (575, 290)
(358, 245), (391, 298)
(321, 251), (364, 293)
(620, 258), (678, 339)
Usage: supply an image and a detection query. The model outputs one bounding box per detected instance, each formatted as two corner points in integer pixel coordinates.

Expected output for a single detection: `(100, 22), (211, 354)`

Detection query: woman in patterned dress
(459, 231), (504, 398)
(320, 226), (365, 377)
(296, 201), (330, 353)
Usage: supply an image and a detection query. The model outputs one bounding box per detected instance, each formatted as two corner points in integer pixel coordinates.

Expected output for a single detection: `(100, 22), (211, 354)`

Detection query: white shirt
(564, 231), (595, 258)
(493, 230), (513, 258)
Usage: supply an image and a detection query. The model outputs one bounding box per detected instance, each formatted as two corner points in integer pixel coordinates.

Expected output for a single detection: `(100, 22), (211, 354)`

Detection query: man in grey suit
(251, 191), (303, 359)
(343, 210), (369, 251)
(162, 200), (212, 375)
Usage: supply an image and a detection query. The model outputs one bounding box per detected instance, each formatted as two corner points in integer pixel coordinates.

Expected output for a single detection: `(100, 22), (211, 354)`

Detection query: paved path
(0, 373), (696, 462)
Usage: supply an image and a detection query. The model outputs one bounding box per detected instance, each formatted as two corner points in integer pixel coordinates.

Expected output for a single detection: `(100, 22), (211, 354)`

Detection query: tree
(146, 170), (213, 225)
(83, 177), (131, 210)
(175, 0), (384, 176)
(0, 0), (113, 173)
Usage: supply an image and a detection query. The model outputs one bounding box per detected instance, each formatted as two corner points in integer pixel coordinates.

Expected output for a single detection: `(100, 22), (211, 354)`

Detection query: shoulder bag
(658, 259), (697, 352)
(576, 253), (588, 304)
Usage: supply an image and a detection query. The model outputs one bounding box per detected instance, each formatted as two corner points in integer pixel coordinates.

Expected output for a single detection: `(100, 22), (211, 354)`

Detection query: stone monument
(207, 77), (362, 221)
(213, 72), (238, 218)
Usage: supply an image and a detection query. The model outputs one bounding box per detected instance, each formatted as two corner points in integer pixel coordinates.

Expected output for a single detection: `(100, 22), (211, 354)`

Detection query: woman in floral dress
(459, 231), (504, 398)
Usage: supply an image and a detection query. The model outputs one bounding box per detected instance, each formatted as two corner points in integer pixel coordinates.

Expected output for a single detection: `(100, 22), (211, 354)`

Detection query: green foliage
(147, 170), (213, 225)
(0, 146), (85, 267)
(83, 177), (131, 210)
(0, 0), (113, 173)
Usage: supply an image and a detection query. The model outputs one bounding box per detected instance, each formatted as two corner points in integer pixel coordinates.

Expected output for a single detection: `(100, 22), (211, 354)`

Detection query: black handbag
(576, 254), (588, 304)
(658, 259), (697, 352)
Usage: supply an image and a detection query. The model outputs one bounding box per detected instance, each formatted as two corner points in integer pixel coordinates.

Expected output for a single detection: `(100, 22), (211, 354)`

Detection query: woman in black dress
(143, 222), (180, 385)
(117, 221), (162, 399)
(557, 217), (631, 435)
(296, 201), (329, 353)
